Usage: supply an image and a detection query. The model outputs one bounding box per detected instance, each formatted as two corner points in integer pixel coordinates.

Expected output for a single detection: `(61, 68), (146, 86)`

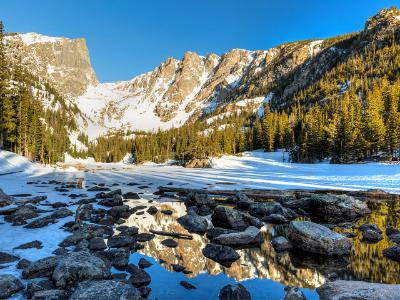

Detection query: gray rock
(180, 281), (196, 289)
(202, 244), (240, 267)
(206, 227), (238, 240)
(97, 248), (129, 269)
(146, 206), (158, 215)
(5, 205), (40, 224)
(284, 286), (306, 300)
(14, 240), (43, 249)
(25, 280), (55, 298)
(127, 264), (151, 287)
(32, 289), (67, 300)
(288, 221), (352, 256)
(0, 188), (12, 207)
(234, 193), (254, 210)
(52, 250), (110, 288)
(0, 274), (23, 299)
(138, 258), (152, 269)
(22, 256), (61, 279)
(0, 251), (19, 264)
(98, 195), (123, 207)
(17, 258), (31, 269)
(213, 226), (262, 247)
(219, 284), (251, 300)
(25, 216), (56, 228)
(109, 205), (131, 219)
(107, 235), (134, 248)
(134, 233), (155, 242)
(362, 229), (383, 243)
(186, 192), (216, 208)
(359, 223), (382, 233)
(123, 192), (140, 199)
(317, 280), (400, 300)
(96, 189), (122, 199)
(309, 194), (370, 223)
(51, 208), (73, 219)
(383, 244), (400, 262)
(70, 280), (142, 300)
(249, 201), (287, 218)
(177, 212), (209, 233)
(161, 238), (178, 248)
(262, 213), (288, 224)
(386, 226), (400, 236)
(271, 236), (292, 252)
(211, 206), (248, 230)
(89, 237), (107, 250)
(389, 234), (400, 244)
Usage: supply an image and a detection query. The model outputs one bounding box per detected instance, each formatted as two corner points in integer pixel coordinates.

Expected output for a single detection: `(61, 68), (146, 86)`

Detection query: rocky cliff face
(5, 8), (400, 140)
(4, 32), (98, 98)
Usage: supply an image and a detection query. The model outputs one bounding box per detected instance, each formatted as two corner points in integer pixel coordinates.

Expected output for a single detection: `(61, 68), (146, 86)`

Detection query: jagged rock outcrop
(5, 32), (98, 98)
(5, 8), (400, 141)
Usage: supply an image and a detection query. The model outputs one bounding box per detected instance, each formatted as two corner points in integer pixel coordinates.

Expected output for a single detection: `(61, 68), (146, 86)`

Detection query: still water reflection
(120, 199), (400, 299)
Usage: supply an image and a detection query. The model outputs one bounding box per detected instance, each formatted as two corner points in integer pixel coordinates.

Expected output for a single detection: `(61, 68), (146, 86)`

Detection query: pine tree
(363, 83), (386, 157)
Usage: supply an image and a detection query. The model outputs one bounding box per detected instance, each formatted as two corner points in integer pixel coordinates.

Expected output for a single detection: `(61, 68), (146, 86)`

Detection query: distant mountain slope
(4, 7), (400, 146)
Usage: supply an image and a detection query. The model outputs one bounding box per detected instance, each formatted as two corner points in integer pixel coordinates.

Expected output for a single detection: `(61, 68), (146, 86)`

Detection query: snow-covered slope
(0, 150), (53, 175)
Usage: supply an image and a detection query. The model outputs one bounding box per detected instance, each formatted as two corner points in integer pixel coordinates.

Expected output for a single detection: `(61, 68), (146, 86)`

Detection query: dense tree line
(0, 21), (73, 164)
(85, 35), (400, 165)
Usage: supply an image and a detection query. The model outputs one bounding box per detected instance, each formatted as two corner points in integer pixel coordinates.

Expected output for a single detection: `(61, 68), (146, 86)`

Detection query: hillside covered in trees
(1, 7), (400, 165)
(0, 22), (78, 164)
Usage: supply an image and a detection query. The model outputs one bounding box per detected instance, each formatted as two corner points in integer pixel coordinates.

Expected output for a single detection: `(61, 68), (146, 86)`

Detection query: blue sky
(1, 0), (400, 82)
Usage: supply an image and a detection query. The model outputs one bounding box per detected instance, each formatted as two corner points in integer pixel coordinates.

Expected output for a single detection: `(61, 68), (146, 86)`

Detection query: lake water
(109, 198), (400, 299)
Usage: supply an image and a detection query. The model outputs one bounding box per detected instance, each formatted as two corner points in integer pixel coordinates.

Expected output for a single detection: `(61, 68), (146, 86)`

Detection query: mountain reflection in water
(120, 199), (400, 299)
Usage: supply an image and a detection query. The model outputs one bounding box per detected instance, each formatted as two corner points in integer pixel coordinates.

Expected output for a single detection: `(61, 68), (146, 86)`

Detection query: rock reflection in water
(122, 200), (325, 289)
(337, 200), (400, 283)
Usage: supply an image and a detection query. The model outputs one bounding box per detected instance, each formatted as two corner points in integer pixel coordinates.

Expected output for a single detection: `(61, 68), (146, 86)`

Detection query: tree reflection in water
(121, 198), (400, 292)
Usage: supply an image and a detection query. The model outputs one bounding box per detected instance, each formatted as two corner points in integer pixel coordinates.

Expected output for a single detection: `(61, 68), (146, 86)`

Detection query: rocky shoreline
(1, 182), (400, 299)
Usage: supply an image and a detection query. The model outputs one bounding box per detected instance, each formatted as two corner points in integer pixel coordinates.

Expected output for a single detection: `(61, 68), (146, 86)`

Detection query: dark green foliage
(0, 21), (73, 164)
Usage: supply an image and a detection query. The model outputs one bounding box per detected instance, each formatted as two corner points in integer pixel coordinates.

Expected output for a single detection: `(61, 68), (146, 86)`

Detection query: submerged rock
(309, 194), (370, 223)
(283, 286), (306, 300)
(161, 238), (178, 248)
(202, 244), (240, 267)
(317, 280), (400, 300)
(0, 274), (24, 299)
(180, 280), (197, 290)
(288, 221), (352, 256)
(70, 280), (142, 300)
(213, 226), (262, 247)
(219, 284), (251, 300)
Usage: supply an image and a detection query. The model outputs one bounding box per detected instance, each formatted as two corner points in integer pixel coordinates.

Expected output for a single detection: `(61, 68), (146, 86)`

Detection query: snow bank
(0, 150), (53, 175)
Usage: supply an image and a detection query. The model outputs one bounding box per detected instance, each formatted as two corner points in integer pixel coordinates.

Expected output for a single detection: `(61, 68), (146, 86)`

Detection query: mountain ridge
(4, 7), (400, 145)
